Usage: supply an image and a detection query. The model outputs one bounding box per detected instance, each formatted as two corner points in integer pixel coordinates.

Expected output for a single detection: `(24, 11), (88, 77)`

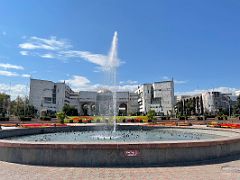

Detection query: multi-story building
(29, 79), (139, 116)
(29, 79), (78, 115)
(30, 79), (175, 116)
(136, 80), (174, 115)
(176, 91), (235, 115)
(202, 92), (235, 115)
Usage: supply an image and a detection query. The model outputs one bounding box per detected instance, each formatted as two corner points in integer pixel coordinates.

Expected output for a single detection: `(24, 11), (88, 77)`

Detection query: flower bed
(66, 116), (148, 123)
(207, 122), (240, 129)
(68, 116), (94, 123)
(20, 123), (67, 128)
(220, 123), (240, 128)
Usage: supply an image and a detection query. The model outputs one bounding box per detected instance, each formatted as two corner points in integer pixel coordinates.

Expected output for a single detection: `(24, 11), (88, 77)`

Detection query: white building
(202, 91), (234, 115)
(29, 79), (78, 115)
(29, 79), (139, 116)
(176, 91), (236, 115)
(136, 80), (174, 115)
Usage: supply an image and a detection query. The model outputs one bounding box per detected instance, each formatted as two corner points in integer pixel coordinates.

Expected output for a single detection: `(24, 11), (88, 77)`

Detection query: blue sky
(0, 0), (240, 98)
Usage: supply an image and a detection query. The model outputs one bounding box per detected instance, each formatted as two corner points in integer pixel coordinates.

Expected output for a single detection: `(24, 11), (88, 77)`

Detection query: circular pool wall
(0, 125), (240, 167)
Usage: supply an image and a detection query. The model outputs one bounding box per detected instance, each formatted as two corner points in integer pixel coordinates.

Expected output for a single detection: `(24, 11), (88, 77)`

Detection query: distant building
(136, 80), (175, 115)
(176, 91), (235, 115)
(30, 78), (176, 116)
(29, 79), (77, 115)
(29, 79), (138, 116)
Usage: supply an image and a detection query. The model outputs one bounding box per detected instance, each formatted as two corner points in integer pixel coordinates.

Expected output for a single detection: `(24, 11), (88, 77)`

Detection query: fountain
(103, 31), (118, 132)
(0, 32), (240, 167)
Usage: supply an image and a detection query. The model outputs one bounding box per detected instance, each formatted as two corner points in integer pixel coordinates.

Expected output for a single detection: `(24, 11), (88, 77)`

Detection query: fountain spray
(108, 31), (118, 132)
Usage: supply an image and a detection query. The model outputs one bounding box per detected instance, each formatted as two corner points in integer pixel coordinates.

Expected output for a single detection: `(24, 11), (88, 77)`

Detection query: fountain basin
(0, 125), (240, 167)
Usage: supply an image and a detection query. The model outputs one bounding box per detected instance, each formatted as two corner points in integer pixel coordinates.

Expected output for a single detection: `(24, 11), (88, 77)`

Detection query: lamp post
(228, 96), (231, 119)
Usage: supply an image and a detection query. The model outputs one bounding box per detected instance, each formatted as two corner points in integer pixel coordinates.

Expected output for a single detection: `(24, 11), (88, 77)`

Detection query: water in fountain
(109, 31), (118, 132)
(102, 31), (118, 132)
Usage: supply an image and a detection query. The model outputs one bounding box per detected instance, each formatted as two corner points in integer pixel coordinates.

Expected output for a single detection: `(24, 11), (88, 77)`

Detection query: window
(44, 97), (52, 104)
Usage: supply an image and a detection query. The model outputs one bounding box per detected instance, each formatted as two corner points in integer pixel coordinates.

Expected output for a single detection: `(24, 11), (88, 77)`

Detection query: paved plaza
(0, 156), (240, 180)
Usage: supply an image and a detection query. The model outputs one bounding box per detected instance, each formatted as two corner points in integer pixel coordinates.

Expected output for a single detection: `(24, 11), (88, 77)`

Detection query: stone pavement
(0, 157), (240, 180)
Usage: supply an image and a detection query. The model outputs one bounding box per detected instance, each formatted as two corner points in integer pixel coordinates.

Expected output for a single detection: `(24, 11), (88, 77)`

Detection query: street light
(228, 96), (231, 118)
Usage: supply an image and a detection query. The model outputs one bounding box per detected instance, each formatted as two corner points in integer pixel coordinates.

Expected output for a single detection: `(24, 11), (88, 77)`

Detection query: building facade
(30, 79), (175, 116)
(29, 79), (139, 116)
(29, 79), (78, 115)
(176, 91), (235, 115)
(136, 80), (175, 115)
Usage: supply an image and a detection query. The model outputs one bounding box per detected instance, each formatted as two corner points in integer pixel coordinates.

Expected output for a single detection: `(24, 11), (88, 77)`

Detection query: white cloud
(63, 75), (91, 91)
(62, 75), (138, 92)
(120, 80), (138, 85)
(0, 70), (31, 78)
(0, 63), (24, 70)
(0, 83), (28, 99)
(162, 76), (170, 80)
(22, 74), (31, 78)
(0, 70), (18, 77)
(176, 87), (240, 96)
(2, 31), (6, 36)
(117, 84), (138, 92)
(19, 51), (29, 56)
(174, 80), (188, 84)
(19, 36), (71, 51)
(61, 50), (108, 67)
(127, 80), (138, 84)
(19, 33), (121, 71)
(40, 53), (55, 59)
(161, 76), (187, 85)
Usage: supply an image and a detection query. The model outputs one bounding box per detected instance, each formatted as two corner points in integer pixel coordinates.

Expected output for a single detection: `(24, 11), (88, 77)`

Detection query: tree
(185, 99), (195, 116)
(0, 93), (10, 117)
(233, 95), (240, 115)
(10, 96), (37, 117)
(175, 101), (184, 116)
(56, 111), (66, 124)
(62, 104), (78, 116)
(147, 110), (156, 121)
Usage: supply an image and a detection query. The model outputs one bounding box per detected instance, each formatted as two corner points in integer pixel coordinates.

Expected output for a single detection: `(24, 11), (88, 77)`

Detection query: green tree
(185, 99), (195, 116)
(147, 110), (156, 121)
(56, 111), (66, 124)
(175, 101), (184, 116)
(10, 96), (37, 117)
(62, 104), (78, 116)
(0, 93), (10, 117)
(233, 95), (240, 115)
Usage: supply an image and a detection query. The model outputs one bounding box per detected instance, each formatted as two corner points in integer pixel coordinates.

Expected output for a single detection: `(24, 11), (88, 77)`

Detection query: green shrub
(147, 110), (156, 121)
(56, 112), (66, 124)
